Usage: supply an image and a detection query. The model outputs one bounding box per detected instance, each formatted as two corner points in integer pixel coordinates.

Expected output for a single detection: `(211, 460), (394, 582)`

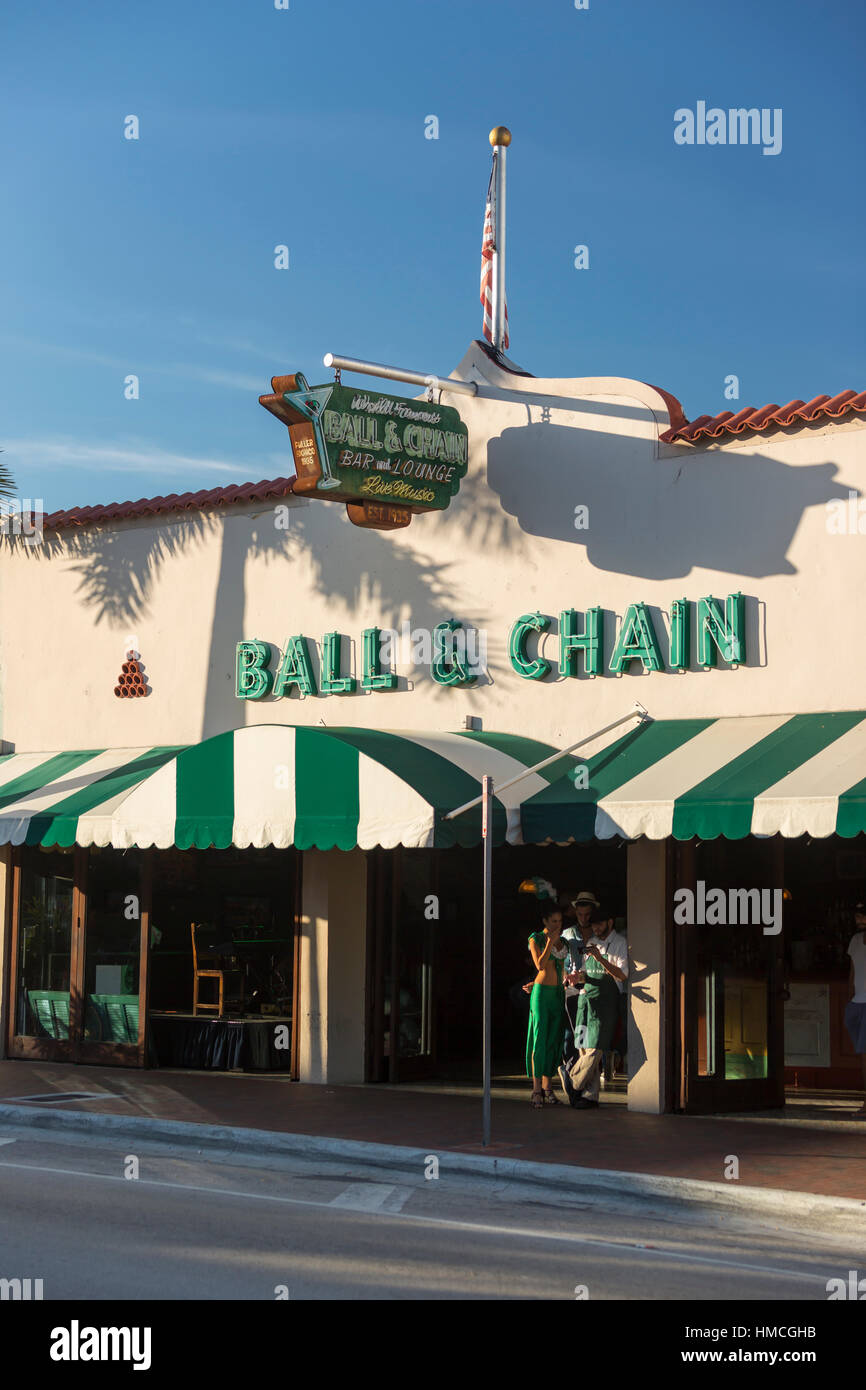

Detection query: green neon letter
(273, 635), (317, 698)
(697, 593), (745, 666)
(669, 599), (691, 670)
(321, 631), (356, 694)
(362, 627), (398, 691)
(236, 640), (273, 700)
(560, 608), (603, 677)
(608, 604), (664, 674)
(508, 613), (551, 681)
(431, 621), (477, 687)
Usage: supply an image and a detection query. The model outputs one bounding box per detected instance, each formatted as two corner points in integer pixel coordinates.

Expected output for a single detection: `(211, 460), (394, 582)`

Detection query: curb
(1, 1102), (864, 1234)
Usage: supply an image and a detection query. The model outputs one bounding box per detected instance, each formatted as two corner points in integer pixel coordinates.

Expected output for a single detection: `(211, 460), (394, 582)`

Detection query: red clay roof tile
(661, 389), (866, 444)
(37, 386), (866, 531)
(44, 477), (296, 531)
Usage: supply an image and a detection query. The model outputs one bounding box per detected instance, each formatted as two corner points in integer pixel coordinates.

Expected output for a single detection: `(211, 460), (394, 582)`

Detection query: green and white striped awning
(522, 712), (866, 842)
(3, 715), (866, 852)
(0, 726), (578, 851)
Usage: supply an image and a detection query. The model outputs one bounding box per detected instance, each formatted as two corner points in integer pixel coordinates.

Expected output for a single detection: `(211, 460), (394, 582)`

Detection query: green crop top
(528, 932), (566, 983)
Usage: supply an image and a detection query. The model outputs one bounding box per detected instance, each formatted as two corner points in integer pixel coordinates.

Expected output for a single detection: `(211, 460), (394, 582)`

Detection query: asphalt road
(0, 1125), (861, 1301)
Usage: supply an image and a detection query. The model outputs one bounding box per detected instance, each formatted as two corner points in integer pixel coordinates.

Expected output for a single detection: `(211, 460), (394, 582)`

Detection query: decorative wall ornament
(114, 651), (149, 699)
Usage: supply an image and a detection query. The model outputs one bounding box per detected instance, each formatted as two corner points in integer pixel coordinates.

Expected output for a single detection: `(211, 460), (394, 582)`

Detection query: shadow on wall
(487, 423), (854, 580)
(16, 469), (516, 740)
(626, 958), (657, 1086)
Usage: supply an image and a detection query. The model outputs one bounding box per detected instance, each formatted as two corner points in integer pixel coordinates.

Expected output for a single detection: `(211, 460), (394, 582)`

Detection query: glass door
(7, 845), (150, 1067)
(8, 847), (76, 1059)
(75, 847), (150, 1064)
(390, 851), (437, 1081)
(366, 849), (438, 1082)
(677, 838), (786, 1113)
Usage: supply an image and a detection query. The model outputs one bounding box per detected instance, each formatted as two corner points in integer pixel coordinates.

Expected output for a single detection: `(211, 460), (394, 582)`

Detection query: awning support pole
(443, 702), (649, 822)
(482, 774), (494, 1147)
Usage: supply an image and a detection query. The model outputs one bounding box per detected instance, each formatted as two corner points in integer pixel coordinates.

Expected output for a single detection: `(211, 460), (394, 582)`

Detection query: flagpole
(489, 126), (510, 352)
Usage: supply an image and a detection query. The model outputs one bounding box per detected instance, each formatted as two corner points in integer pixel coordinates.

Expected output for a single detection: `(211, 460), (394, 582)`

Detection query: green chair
(90, 994), (139, 1044)
(28, 990), (70, 1039)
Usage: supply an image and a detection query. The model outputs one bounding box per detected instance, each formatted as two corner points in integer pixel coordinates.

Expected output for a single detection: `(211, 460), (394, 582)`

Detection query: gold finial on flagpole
(489, 126), (511, 147)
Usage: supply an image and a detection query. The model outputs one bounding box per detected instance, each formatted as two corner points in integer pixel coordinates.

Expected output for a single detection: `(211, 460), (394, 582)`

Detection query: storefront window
(722, 935), (769, 1080)
(696, 966), (716, 1076)
(369, 842), (627, 1084)
(83, 848), (144, 1046)
(694, 839), (775, 1084)
(15, 849), (74, 1038)
(148, 848), (297, 1070)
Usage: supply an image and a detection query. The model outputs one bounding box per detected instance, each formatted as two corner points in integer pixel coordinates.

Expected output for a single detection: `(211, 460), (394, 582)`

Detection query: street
(0, 1124), (860, 1301)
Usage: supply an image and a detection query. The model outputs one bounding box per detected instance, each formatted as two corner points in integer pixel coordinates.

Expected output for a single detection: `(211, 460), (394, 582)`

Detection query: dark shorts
(844, 1001), (866, 1053)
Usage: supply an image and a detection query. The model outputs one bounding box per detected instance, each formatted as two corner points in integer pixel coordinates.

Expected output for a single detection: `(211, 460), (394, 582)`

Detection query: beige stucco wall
(2, 345), (864, 754)
(626, 839), (669, 1114)
(298, 848), (367, 1084)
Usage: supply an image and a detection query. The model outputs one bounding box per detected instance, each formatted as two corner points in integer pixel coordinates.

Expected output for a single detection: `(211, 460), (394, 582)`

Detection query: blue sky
(2, 0), (863, 513)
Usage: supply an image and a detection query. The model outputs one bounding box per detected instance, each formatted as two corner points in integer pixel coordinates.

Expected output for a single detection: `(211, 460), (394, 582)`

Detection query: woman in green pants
(526, 906), (568, 1108)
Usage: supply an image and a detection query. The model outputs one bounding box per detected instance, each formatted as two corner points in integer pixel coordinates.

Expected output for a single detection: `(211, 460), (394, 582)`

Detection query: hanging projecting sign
(259, 372), (469, 530)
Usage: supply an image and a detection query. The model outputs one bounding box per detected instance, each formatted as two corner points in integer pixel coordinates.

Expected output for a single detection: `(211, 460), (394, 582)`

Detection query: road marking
(0, 1157), (842, 1285)
(381, 1186), (413, 1213)
(0, 1139), (16, 1147)
(0, 1093), (114, 1104)
(330, 1183), (405, 1212)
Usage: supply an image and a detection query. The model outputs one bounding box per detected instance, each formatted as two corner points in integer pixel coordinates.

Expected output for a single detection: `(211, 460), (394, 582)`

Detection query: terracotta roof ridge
(43, 476), (296, 531)
(660, 389), (866, 444)
(34, 383), (866, 531)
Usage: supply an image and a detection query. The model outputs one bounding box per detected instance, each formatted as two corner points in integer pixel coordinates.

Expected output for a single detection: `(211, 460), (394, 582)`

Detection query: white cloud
(170, 364), (263, 392)
(0, 333), (270, 392)
(186, 327), (295, 364)
(4, 438), (252, 476)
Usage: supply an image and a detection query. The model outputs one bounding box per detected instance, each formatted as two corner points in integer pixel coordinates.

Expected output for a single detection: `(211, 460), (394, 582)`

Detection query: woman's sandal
(530, 1089), (544, 1109)
(542, 1088), (561, 1105)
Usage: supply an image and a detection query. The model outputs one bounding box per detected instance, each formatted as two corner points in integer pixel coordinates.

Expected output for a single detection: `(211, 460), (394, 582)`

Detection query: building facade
(1, 341), (864, 1112)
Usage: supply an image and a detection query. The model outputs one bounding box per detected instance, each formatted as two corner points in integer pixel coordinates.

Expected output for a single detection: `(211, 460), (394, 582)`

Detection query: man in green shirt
(559, 904), (628, 1109)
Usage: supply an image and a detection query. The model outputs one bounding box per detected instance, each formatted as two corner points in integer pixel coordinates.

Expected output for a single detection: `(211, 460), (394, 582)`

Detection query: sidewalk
(1, 1059), (865, 1203)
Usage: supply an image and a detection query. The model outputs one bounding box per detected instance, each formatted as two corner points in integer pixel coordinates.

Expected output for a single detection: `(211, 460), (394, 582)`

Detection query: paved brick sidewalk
(1, 1060), (864, 1200)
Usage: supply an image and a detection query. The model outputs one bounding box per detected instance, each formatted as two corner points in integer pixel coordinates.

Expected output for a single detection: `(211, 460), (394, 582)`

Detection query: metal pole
(481, 774), (494, 1147)
(322, 353), (478, 398)
(444, 703), (649, 823)
(490, 131), (508, 353)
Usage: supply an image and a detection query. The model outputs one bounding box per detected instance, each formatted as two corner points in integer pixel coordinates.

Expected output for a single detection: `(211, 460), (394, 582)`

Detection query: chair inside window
(28, 989), (70, 1039)
(90, 994), (140, 1044)
(191, 923), (244, 1019)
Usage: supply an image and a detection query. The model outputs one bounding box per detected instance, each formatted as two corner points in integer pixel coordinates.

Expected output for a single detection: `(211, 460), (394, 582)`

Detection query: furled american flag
(480, 153), (508, 349)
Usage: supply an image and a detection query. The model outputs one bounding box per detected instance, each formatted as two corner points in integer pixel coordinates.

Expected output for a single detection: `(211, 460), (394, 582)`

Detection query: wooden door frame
(387, 848), (402, 1083)
(663, 839), (677, 1113)
(388, 847), (439, 1084)
(364, 849), (387, 1083)
(7, 845), (150, 1067)
(364, 848), (439, 1084)
(6, 845), (75, 1061)
(73, 847), (150, 1068)
(675, 839), (696, 1111)
(290, 848), (302, 1081)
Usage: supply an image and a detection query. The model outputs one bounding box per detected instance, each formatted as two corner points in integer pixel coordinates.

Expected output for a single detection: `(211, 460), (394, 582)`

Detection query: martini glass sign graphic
(282, 374), (341, 490)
